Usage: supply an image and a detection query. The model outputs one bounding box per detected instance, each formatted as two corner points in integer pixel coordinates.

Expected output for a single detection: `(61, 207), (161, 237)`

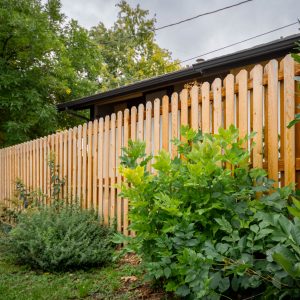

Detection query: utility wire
(177, 21), (299, 65)
(98, 0), (255, 46)
(155, 0), (254, 31)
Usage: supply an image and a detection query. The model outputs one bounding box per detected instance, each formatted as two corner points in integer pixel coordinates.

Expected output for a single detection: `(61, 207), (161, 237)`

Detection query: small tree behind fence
(1, 54), (300, 235)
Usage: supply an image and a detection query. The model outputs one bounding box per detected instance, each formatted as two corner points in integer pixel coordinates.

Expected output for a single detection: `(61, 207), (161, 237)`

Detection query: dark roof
(57, 33), (300, 111)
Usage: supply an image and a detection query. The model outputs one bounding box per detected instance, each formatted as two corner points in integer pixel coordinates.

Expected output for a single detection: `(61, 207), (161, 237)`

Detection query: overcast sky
(56, 0), (300, 65)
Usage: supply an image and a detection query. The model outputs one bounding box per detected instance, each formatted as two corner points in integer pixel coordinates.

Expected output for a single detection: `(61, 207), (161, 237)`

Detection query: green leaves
(120, 125), (299, 299)
(215, 217), (233, 234)
(7, 205), (115, 271)
(0, 0), (179, 147)
(288, 197), (300, 218)
(89, 1), (180, 90)
(152, 150), (171, 173)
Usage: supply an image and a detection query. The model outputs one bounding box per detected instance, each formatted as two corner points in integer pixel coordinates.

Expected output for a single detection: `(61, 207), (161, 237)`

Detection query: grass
(0, 255), (142, 300)
(0, 230), (143, 300)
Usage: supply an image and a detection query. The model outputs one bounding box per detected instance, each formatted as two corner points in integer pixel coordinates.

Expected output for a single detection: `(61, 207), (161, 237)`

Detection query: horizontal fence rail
(1, 54), (300, 235)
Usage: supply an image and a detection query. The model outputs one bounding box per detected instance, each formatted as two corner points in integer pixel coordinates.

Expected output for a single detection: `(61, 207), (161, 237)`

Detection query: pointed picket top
(224, 74), (235, 129)
(171, 92), (179, 158)
(190, 85), (199, 130)
(153, 98), (160, 155)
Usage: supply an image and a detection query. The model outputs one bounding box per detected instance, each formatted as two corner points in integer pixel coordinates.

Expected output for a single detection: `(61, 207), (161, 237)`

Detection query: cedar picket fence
(1, 54), (300, 236)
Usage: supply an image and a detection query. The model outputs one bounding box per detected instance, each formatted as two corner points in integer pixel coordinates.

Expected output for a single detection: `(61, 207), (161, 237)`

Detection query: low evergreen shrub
(116, 125), (300, 299)
(2, 154), (114, 272)
(6, 204), (115, 271)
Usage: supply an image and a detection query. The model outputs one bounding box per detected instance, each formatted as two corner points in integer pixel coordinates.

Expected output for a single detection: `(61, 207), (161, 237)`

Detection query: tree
(0, 0), (105, 147)
(90, 1), (180, 89)
(0, 0), (179, 147)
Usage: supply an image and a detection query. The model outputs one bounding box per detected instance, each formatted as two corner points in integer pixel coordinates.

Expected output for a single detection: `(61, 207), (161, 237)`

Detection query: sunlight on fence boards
(1, 54), (300, 236)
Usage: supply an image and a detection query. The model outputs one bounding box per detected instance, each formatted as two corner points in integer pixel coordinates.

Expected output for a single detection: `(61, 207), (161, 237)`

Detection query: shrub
(6, 204), (115, 271)
(2, 154), (114, 272)
(117, 125), (300, 299)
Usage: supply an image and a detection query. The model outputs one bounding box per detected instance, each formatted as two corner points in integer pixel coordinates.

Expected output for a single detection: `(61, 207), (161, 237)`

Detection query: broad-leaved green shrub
(6, 204), (115, 271)
(117, 126), (300, 299)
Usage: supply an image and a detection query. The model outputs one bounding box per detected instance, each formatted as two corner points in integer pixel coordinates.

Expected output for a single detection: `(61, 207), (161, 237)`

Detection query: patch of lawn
(0, 238), (141, 300)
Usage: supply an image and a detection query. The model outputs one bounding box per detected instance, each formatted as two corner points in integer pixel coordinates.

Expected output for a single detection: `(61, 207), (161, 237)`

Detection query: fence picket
(162, 95), (169, 150)
(180, 89), (188, 126)
(154, 98), (160, 155)
(98, 118), (104, 220)
(82, 124), (87, 208)
(191, 85), (199, 130)
(171, 93), (178, 158)
(201, 82), (210, 133)
(77, 125), (82, 201)
(283, 55), (295, 185)
(92, 119), (98, 210)
(123, 109), (129, 236)
(104, 116), (110, 224)
(236, 70), (248, 148)
(87, 121), (93, 209)
(131, 106), (137, 141)
(250, 65), (263, 168)
(138, 104), (144, 141)
(110, 114), (116, 223)
(212, 78), (222, 133)
(266, 60), (279, 185)
(72, 127), (78, 203)
(63, 130), (68, 199)
(224, 74), (235, 129)
(67, 129), (73, 202)
(145, 101), (152, 169)
(117, 111), (123, 232)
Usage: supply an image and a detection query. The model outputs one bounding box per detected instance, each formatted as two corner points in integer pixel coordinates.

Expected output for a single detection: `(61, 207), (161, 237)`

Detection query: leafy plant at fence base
(116, 125), (300, 299)
(1, 154), (115, 272)
(5, 205), (115, 272)
(0, 152), (64, 226)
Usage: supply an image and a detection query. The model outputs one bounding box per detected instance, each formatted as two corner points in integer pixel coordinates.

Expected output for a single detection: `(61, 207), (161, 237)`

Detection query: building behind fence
(1, 54), (300, 235)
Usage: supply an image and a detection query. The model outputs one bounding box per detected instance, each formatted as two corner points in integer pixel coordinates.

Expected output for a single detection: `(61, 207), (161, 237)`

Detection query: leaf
(164, 267), (171, 278)
(176, 285), (190, 297)
(152, 150), (171, 173)
(185, 239), (199, 247)
(218, 277), (230, 293)
(288, 206), (300, 218)
(273, 248), (297, 278)
(250, 224), (259, 233)
(231, 276), (239, 292)
(278, 215), (292, 236)
(185, 272), (197, 283)
(214, 217), (233, 233)
(254, 228), (273, 240)
(216, 243), (229, 254)
(287, 113), (300, 128)
(293, 197), (300, 210)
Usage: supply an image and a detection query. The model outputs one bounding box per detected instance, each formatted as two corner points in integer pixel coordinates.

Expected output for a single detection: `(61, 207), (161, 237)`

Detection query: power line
(155, 0), (254, 31)
(177, 21), (299, 65)
(98, 0), (255, 46)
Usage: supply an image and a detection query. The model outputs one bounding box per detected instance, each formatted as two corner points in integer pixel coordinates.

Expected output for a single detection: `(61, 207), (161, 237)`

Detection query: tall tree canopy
(0, 0), (179, 147)
(90, 1), (180, 89)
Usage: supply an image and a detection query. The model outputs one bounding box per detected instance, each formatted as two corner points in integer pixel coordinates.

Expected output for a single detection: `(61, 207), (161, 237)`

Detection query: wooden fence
(1, 54), (300, 235)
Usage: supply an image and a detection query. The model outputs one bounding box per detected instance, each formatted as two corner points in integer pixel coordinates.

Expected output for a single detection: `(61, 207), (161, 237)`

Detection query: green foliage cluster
(90, 1), (180, 90)
(1, 154), (115, 272)
(5, 205), (114, 272)
(117, 126), (300, 299)
(0, 0), (179, 147)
